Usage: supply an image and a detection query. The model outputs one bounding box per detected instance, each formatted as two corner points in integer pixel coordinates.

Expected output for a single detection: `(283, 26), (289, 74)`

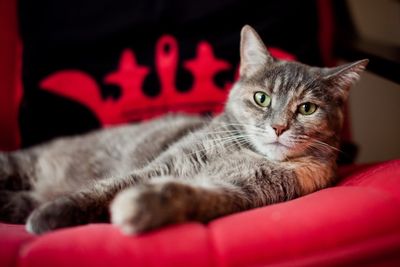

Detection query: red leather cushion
(0, 224), (34, 267)
(1, 160), (400, 267)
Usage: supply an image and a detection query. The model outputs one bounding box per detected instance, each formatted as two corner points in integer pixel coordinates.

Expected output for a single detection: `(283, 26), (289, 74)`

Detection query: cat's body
(0, 26), (367, 234)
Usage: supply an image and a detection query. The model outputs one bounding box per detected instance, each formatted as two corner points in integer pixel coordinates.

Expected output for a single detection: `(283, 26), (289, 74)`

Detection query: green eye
(298, 102), (318, 115)
(254, 92), (271, 107)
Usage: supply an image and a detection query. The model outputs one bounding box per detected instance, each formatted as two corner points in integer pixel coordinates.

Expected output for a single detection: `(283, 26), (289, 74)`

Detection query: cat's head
(226, 25), (368, 161)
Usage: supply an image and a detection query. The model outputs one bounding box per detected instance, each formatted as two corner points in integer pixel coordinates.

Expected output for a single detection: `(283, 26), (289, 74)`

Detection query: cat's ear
(240, 25), (273, 77)
(322, 59), (369, 99)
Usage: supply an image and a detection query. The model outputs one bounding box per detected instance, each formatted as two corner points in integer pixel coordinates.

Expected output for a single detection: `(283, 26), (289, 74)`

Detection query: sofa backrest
(1, 0), (336, 151)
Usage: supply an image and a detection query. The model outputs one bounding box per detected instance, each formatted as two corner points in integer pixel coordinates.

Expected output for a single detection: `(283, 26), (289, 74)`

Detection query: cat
(0, 25), (368, 235)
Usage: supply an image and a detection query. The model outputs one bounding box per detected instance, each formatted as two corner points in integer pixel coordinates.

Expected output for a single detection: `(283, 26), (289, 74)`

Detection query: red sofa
(1, 0), (400, 266)
(1, 160), (400, 267)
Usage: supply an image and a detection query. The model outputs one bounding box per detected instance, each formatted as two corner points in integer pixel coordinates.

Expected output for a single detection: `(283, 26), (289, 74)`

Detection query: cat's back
(30, 114), (207, 189)
(39, 113), (207, 159)
(96, 113), (208, 163)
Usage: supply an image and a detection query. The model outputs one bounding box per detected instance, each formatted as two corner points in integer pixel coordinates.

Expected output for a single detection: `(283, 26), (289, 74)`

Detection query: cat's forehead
(239, 60), (325, 102)
(262, 62), (316, 93)
(269, 61), (313, 78)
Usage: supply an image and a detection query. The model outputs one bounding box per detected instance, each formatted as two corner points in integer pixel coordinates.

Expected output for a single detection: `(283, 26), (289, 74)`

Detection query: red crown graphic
(40, 35), (295, 126)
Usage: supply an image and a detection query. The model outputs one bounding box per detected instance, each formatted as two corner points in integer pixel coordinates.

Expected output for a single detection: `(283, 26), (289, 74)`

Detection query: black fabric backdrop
(18, 0), (322, 147)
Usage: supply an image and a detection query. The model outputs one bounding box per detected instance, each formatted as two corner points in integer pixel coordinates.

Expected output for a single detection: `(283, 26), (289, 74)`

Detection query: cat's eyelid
(296, 97), (323, 107)
(252, 89), (271, 95)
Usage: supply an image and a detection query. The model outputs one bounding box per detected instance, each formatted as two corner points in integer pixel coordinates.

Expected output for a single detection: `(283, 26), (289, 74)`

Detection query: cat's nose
(272, 124), (288, 136)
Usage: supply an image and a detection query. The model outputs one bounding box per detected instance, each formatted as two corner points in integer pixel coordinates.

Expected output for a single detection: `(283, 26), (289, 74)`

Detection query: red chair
(1, 0), (399, 266)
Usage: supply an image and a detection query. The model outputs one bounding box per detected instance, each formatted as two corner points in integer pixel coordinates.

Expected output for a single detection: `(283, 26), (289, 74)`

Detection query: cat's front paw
(26, 197), (86, 234)
(110, 182), (191, 235)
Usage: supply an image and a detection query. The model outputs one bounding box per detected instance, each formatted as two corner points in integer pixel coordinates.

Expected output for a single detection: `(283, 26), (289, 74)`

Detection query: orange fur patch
(288, 157), (335, 195)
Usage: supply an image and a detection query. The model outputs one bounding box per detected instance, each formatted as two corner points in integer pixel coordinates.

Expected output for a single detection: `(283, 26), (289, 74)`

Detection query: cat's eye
(254, 92), (271, 107)
(298, 102), (318, 115)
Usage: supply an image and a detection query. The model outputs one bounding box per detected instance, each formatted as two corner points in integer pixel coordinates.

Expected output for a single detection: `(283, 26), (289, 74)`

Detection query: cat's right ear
(322, 59), (369, 100)
(240, 25), (273, 77)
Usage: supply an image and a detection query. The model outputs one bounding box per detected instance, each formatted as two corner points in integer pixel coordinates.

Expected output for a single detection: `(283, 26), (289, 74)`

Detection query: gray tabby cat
(0, 26), (368, 235)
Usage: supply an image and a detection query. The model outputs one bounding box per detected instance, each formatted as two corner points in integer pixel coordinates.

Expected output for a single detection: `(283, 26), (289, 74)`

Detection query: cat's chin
(257, 143), (291, 162)
(249, 137), (290, 161)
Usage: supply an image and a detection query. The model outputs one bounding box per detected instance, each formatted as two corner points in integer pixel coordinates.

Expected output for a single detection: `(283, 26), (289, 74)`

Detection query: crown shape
(40, 35), (295, 126)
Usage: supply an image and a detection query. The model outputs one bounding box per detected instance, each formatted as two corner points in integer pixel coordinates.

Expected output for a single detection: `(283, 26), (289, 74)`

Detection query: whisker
(186, 132), (263, 157)
(224, 137), (252, 151)
(212, 123), (266, 132)
(308, 139), (342, 154)
(186, 136), (242, 156)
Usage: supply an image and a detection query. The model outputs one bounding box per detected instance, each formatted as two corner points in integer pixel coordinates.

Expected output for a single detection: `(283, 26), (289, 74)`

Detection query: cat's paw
(26, 197), (85, 234)
(110, 181), (191, 235)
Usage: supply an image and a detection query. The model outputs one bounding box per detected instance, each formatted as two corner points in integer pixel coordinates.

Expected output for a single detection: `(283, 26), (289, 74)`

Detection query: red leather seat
(1, 160), (400, 267)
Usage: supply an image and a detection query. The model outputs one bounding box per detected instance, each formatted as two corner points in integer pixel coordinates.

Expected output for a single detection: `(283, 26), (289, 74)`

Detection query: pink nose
(272, 124), (288, 136)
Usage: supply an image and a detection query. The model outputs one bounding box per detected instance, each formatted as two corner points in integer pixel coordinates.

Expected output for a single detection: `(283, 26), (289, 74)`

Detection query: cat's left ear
(322, 59), (369, 99)
(240, 25), (273, 78)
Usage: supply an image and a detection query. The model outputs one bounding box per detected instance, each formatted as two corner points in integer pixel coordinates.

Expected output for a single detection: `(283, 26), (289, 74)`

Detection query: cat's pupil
(259, 94), (266, 103)
(304, 103), (310, 112)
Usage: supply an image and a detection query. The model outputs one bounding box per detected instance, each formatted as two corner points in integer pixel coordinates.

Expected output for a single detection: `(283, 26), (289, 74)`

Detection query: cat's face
(226, 26), (368, 161)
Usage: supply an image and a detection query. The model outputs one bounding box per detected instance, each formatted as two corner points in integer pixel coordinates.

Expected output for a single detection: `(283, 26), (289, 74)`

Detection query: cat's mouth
(248, 135), (296, 161)
(270, 141), (290, 148)
(258, 141), (293, 161)
(266, 140), (292, 150)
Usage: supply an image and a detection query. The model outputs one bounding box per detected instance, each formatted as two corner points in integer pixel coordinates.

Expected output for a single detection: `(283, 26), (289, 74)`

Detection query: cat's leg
(25, 174), (143, 234)
(0, 190), (38, 223)
(109, 177), (253, 234)
(26, 194), (108, 233)
(25, 149), (198, 234)
(0, 151), (39, 223)
(109, 156), (303, 235)
(0, 151), (36, 191)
